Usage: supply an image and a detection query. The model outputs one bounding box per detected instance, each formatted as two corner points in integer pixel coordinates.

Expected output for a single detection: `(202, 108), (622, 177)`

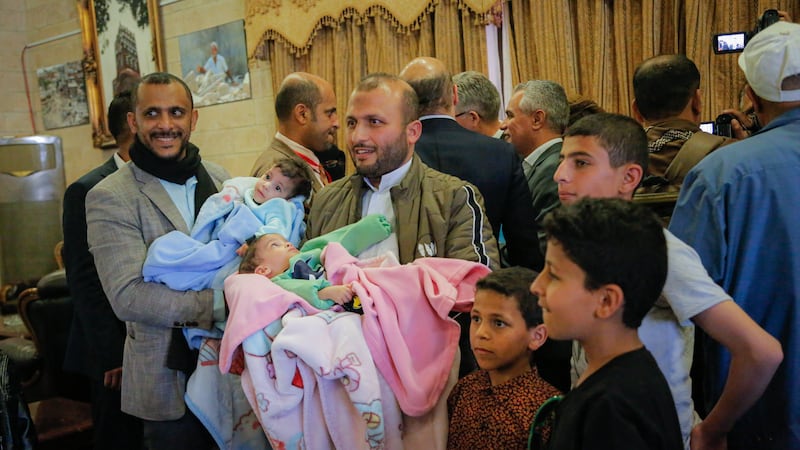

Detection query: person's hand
(777, 10), (792, 23)
(236, 242), (249, 257)
(690, 422), (727, 450)
(719, 109), (753, 140)
(104, 367), (123, 390)
(319, 284), (354, 305)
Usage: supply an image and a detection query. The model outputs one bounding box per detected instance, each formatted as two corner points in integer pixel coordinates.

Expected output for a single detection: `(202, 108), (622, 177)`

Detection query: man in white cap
(669, 21), (799, 450)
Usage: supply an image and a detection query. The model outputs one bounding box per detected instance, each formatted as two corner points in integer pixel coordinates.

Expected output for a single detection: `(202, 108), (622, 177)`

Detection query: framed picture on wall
(178, 20), (252, 107)
(76, 0), (164, 148)
(37, 61), (90, 130)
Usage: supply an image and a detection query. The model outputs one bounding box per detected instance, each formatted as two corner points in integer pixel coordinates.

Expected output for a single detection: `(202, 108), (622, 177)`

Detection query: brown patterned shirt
(447, 368), (561, 450)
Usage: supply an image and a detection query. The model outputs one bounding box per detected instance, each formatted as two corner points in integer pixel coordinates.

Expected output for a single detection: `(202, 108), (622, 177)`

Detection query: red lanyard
(293, 151), (331, 184)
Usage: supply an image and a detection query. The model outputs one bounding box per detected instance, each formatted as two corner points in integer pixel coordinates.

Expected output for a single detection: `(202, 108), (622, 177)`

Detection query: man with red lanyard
(251, 72), (339, 193)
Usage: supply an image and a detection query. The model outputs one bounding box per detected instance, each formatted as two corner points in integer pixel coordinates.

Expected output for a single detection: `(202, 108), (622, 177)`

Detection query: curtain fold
(504, 0), (798, 117)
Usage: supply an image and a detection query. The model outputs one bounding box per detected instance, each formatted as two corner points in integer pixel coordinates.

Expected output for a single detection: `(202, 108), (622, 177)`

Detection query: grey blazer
(86, 160), (229, 420)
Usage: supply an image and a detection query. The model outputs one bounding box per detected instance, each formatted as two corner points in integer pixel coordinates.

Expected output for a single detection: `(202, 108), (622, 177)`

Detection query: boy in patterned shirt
(447, 267), (561, 449)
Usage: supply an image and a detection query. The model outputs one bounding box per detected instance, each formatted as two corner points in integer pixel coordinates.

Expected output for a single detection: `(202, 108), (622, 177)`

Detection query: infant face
(253, 234), (299, 277)
(253, 166), (296, 204)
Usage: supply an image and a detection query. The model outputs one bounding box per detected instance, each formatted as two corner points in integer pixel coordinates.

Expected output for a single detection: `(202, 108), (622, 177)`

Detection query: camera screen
(699, 122), (715, 134)
(713, 32), (746, 54)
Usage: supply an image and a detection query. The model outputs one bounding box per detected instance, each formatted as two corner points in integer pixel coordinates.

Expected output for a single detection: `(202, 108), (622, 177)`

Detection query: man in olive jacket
(306, 73), (498, 268)
(306, 74), (498, 379)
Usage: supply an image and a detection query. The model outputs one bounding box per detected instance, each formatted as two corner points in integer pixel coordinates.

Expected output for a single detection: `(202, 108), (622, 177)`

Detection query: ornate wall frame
(77, 0), (164, 148)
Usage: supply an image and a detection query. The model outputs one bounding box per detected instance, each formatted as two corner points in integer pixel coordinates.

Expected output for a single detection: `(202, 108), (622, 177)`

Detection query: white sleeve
(661, 229), (731, 324)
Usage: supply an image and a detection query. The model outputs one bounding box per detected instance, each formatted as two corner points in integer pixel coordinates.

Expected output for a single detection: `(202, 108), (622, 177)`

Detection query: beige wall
(1, 0), (274, 184)
(0, 0), (33, 137)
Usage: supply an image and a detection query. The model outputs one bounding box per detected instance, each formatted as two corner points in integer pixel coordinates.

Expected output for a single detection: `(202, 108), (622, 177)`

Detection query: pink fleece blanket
(323, 243), (490, 416)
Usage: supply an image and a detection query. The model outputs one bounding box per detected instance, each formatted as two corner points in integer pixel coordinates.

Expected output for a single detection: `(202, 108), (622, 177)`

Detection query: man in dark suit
(62, 92), (143, 449)
(399, 57), (542, 270)
(86, 73), (228, 450)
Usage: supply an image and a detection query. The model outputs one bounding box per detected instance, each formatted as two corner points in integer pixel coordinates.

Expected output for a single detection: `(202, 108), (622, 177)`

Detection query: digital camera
(712, 9), (780, 54)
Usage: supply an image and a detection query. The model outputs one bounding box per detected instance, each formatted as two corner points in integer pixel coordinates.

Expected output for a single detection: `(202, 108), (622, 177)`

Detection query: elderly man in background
(452, 70), (505, 139)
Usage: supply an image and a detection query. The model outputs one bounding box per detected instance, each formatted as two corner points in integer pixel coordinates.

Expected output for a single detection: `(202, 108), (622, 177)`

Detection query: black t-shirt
(546, 347), (683, 450)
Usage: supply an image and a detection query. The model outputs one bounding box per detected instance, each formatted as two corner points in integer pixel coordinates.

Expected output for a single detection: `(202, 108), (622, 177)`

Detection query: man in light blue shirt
(669, 21), (800, 449)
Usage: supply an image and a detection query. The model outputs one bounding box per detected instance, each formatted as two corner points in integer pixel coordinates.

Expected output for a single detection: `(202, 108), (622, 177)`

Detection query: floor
(28, 397), (93, 450)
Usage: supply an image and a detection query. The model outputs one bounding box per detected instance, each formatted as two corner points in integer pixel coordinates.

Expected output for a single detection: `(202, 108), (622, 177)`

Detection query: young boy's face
(554, 135), (629, 204)
(253, 166), (296, 204)
(252, 234), (299, 277)
(530, 240), (598, 341)
(470, 288), (540, 385)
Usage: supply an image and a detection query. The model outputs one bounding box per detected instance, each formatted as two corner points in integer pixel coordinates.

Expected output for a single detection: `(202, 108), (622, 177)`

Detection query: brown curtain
(506, 0), (800, 118)
(255, 0), (800, 160)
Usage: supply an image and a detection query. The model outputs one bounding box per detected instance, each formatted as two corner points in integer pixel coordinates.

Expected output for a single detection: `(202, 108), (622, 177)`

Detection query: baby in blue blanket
(142, 157), (314, 292)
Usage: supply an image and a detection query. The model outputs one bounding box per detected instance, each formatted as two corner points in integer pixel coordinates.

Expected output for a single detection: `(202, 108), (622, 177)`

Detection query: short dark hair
(565, 112), (649, 173)
(355, 73), (419, 125)
(568, 95), (604, 127)
(633, 54), (700, 121)
(131, 72), (194, 109)
(475, 267), (543, 328)
(107, 91), (133, 140)
(238, 235), (263, 274)
(272, 157), (313, 198)
(275, 74), (321, 122)
(542, 198), (667, 328)
(453, 71), (501, 119)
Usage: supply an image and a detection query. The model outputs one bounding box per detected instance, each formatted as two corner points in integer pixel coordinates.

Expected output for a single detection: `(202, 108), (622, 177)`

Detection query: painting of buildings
(37, 61), (90, 129)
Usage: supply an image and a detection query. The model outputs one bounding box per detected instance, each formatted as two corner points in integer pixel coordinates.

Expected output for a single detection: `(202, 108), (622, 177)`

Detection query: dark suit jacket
(523, 141), (572, 391)
(62, 156), (125, 381)
(415, 117), (543, 269)
(524, 141), (562, 255)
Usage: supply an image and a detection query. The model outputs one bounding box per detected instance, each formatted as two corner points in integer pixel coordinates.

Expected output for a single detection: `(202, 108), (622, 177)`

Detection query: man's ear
(691, 89), (702, 117)
(619, 163), (644, 196)
(631, 99), (645, 124)
(530, 109), (547, 131)
(294, 104), (310, 125)
(406, 119), (422, 144)
(190, 108), (198, 132)
(594, 284), (624, 320)
(452, 84), (459, 107)
(528, 323), (548, 351)
(745, 85), (763, 114)
(254, 265), (272, 277)
(127, 111), (138, 134)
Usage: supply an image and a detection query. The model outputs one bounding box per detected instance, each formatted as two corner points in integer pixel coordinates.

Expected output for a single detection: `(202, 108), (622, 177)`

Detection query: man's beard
(354, 134), (410, 179)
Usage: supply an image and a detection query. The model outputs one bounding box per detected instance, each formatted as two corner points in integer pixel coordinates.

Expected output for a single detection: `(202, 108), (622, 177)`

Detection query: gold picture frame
(77, 0), (164, 148)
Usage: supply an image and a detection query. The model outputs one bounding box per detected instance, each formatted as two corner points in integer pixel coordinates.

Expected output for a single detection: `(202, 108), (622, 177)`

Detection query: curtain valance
(246, 0), (498, 56)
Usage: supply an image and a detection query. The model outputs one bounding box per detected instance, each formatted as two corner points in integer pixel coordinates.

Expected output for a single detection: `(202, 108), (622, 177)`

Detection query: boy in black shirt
(530, 198), (682, 450)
